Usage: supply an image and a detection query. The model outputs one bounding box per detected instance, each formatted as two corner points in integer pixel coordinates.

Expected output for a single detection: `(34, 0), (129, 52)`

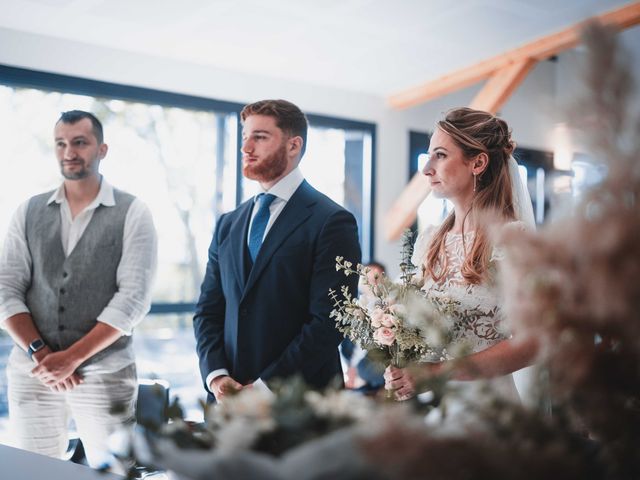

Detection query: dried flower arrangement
(499, 23), (640, 479)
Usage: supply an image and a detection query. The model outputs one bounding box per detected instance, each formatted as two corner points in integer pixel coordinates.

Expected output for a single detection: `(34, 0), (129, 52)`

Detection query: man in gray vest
(0, 110), (157, 468)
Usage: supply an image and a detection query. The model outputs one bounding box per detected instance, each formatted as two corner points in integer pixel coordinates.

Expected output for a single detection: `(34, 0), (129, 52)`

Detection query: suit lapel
(228, 201), (254, 290)
(242, 181), (316, 299)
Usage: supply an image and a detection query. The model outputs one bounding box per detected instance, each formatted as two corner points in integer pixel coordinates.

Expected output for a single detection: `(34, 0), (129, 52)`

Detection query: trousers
(7, 356), (137, 468)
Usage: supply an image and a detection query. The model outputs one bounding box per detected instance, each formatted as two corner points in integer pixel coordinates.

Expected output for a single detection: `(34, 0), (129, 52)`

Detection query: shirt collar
(47, 177), (116, 209)
(258, 167), (304, 203)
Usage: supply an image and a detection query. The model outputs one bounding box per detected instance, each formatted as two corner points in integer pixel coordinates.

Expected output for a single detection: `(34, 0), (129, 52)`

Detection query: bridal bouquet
(330, 231), (458, 368)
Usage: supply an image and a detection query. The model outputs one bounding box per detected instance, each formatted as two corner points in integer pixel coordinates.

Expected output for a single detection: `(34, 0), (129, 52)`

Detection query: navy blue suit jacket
(193, 180), (361, 398)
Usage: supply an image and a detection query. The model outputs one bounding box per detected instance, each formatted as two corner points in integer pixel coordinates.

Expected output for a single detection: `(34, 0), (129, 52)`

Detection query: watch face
(30, 339), (45, 350)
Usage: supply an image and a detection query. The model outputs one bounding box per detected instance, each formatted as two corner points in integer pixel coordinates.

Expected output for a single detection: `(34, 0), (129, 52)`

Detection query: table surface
(0, 443), (123, 480)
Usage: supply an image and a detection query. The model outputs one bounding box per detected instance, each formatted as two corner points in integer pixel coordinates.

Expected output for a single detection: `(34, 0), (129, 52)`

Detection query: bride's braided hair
(425, 107), (516, 285)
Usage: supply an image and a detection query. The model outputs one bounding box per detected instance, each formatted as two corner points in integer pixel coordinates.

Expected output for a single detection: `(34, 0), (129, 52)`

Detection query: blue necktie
(248, 193), (277, 262)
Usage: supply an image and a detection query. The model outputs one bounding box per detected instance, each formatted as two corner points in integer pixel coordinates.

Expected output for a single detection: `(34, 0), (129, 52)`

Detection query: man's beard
(243, 143), (288, 183)
(60, 161), (90, 180)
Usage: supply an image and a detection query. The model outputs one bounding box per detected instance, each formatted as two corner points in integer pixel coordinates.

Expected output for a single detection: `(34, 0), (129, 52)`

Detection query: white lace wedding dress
(412, 226), (521, 406)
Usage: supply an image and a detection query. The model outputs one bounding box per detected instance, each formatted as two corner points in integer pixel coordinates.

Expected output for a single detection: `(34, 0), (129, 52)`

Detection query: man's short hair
(57, 110), (104, 144)
(366, 261), (386, 273)
(240, 99), (308, 157)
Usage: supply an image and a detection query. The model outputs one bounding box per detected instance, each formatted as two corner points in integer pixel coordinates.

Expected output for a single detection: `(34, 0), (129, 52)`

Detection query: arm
(0, 203), (82, 390)
(0, 203), (46, 356)
(31, 322), (122, 385)
(4, 313), (84, 391)
(95, 199), (158, 335)
(0, 202), (34, 334)
(385, 337), (539, 400)
(447, 336), (538, 381)
(32, 200), (157, 385)
(193, 215), (232, 394)
(260, 209), (361, 384)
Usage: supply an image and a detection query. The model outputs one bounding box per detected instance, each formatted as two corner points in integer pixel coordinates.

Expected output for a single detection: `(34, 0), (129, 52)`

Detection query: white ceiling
(0, 0), (637, 96)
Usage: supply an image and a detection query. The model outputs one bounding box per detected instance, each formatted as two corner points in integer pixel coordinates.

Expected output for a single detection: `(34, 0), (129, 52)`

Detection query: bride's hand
(384, 365), (415, 401)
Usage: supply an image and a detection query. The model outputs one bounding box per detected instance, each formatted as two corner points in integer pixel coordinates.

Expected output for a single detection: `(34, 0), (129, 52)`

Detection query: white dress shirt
(206, 167), (305, 391)
(0, 179), (158, 373)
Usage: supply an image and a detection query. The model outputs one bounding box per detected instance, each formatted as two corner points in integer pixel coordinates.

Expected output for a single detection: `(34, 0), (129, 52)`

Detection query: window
(0, 65), (375, 428)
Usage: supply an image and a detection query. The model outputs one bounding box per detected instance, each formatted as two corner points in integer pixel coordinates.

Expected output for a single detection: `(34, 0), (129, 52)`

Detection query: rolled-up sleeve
(0, 202), (32, 326)
(97, 199), (158, 335)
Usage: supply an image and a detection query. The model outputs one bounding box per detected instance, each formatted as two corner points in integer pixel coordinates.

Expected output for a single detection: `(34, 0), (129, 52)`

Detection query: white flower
(207, 388), (277, 452)
(208, 387), (274, 427)
(305, 390), (373, 422)
(388, 303), (407, 316)
(216, 417), (276, 452)
(423, 325), (444, 348)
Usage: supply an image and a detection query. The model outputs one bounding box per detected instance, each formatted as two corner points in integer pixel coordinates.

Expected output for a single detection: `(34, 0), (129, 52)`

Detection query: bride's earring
(473, 173), (477, 192)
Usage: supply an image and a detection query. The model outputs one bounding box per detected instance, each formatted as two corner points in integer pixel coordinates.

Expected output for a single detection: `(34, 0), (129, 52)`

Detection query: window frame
(0, 64), (375, 313)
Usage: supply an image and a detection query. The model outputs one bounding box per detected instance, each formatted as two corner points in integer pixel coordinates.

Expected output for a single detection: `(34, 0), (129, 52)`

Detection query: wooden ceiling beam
(388, 2), (640, 110)
(469, 57), (538, 113)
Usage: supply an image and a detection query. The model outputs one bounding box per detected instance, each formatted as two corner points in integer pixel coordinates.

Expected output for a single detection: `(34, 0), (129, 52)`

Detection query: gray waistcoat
(24, 189), (135, 366)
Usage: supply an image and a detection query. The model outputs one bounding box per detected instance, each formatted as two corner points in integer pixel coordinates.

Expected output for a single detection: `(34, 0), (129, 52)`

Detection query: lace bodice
(412, 227), (508, 354)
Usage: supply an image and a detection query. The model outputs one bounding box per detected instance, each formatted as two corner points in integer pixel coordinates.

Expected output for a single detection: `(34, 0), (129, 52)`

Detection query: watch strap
(27, 338), (46, 360)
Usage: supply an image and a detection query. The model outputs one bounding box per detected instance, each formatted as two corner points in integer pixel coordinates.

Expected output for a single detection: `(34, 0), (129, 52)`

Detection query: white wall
(1, 26), (637, 275)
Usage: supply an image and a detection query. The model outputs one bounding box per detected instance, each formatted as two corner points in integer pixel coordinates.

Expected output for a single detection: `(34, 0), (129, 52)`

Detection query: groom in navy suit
(194, 99), (361, 401)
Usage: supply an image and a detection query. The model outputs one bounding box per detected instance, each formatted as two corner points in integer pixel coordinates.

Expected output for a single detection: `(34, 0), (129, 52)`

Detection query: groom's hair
(241, 99), (308, 158)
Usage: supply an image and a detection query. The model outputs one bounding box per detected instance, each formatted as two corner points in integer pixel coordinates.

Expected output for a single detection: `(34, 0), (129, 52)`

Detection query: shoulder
(490, 221), (532, 262)
(302, 182), (353, 217)
(125, 197), (153, 223)
(113, 188), (136, 206)
(7, 197), (35, 234)
(114, 188), (148, 220)
(215, 199), (252, 232)
(411, 224), (438, 267)
(24, 190), (58, 223)
(227, 198), (254, 220)
(27, 190), (57, 208)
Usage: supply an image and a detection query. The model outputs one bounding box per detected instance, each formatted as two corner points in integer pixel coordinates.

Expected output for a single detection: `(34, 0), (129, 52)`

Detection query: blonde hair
(425, 107), (516, 285)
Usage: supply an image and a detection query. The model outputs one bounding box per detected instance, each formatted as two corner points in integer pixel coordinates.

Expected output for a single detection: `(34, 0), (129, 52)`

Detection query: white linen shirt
(0, 179), (158, 373)
(206, 167), (305, 391)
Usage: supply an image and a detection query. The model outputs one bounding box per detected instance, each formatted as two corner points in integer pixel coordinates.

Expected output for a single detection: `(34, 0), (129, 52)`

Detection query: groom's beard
(243, 142), (288, 183)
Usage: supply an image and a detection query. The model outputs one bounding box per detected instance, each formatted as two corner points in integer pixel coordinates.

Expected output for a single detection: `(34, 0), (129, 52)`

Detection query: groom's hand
(210, 375), (243, 401)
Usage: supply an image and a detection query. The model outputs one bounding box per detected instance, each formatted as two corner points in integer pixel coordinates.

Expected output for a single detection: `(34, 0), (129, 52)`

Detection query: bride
(385, 107), (538, 403)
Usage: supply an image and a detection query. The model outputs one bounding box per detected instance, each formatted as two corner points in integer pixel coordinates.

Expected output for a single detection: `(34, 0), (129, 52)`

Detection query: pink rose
(370, 308), (385, 328)
(373, 327), (396, 346)
(381, 313), (397, 328)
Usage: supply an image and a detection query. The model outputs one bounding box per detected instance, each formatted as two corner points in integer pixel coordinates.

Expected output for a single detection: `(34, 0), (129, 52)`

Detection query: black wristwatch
(27, 338), (46, 360)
